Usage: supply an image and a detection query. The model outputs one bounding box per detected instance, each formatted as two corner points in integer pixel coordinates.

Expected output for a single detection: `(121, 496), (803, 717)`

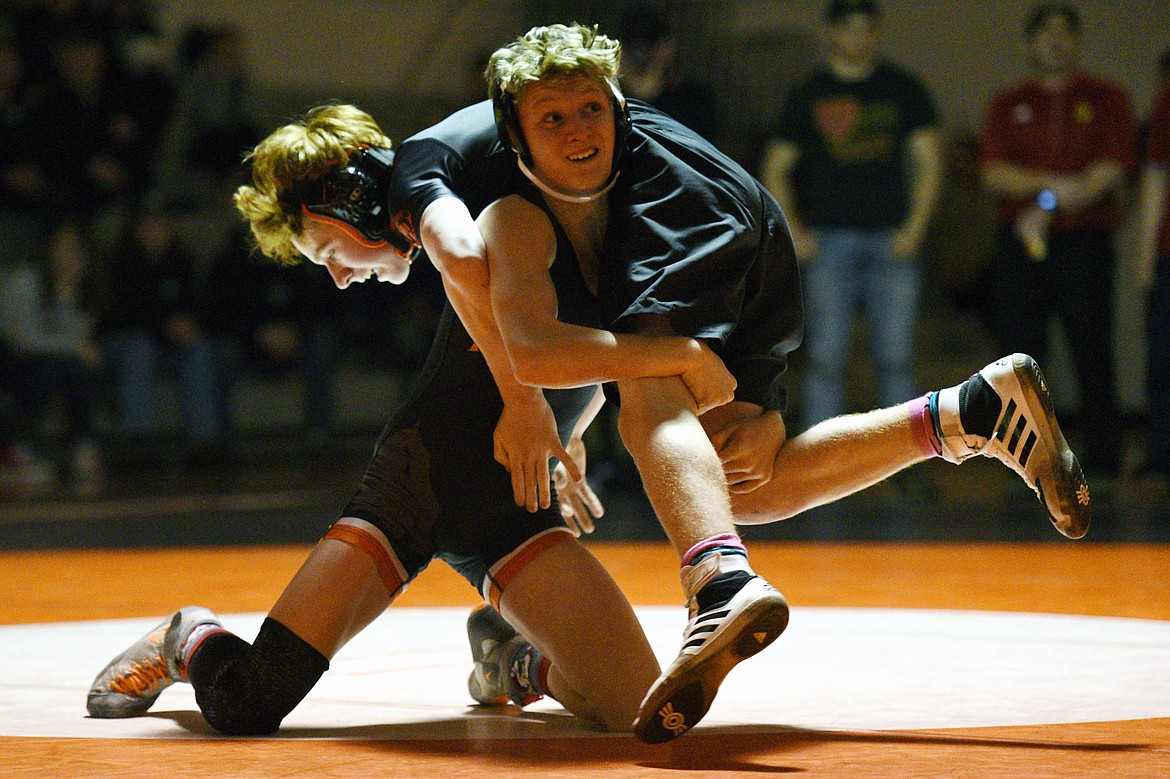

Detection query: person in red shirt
(1135, 48), (1170, 491)
(979, 2), (1135, 478)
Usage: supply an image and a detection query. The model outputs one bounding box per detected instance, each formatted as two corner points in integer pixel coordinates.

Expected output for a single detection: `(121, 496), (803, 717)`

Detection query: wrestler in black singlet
(342, 198), (603, 594)
(390, 99), (803, 412)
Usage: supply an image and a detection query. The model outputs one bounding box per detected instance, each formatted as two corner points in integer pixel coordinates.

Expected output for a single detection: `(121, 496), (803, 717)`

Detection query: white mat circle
(2, 607), (1167, 739)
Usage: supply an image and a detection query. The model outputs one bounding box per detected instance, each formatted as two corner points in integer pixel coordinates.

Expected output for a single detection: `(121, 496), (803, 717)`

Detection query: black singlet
(341, 202), (601, 592)
(390, 100), (803, 411)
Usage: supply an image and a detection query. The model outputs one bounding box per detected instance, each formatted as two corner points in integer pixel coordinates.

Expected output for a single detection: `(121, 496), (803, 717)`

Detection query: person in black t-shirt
(760, 0), (943, 431)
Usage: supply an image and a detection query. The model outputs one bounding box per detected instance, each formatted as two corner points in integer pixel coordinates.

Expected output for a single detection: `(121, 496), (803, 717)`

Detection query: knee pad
(188, 617), (329, 736)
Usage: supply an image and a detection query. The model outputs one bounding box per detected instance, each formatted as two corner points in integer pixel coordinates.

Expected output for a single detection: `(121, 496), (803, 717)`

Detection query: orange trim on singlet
(482, 527), (574, 610)
(324, 521), (406, 598)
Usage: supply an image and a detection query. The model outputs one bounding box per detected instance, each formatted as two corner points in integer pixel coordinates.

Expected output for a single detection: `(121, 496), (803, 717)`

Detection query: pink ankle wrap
(907, 393), (942, 458)
(682, 532), (746, 566)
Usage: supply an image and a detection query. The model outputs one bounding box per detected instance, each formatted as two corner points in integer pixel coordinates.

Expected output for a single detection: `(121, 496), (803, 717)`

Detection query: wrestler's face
(292, 213), (414, 288)
(516, 75), (616, 192)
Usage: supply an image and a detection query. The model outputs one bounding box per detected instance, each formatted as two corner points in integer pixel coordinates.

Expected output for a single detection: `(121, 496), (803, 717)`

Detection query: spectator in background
(979, 2), (1135, 479)
(1133, 47), (1170, 494)
(38, 24), (143, 248)
(617, 3), (722, 144)
(0, 19), (54, 269)
(9, 0), (101, 86)
(147, 18), (258, 286)
(209, 224), (346, 458)
(98, 209), (229, 465)
(149, 22), (258, 215)
(759, 0), (942, 431)
(0, 221), (106, 492)
(0, 373), (57, 495)
(102, 0), (175, 198)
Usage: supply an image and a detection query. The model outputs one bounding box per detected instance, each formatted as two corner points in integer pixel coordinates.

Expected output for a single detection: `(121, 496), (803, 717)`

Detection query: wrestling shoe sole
(986, 354), (1090, 539)
(632, 584), (788, 744)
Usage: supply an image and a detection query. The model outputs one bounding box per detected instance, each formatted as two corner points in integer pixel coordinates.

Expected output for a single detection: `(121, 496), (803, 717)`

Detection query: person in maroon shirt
(979, 2), (1135, 477)
(1135, 50), (1170, 490)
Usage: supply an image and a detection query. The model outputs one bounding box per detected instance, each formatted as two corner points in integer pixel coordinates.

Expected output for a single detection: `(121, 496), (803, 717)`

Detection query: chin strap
(516, 156), (620, 204)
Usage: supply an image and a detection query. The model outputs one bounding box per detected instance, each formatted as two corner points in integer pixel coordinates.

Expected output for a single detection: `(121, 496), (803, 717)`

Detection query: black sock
(959, 373), (1002, 440)
(696, 569), (753, 613)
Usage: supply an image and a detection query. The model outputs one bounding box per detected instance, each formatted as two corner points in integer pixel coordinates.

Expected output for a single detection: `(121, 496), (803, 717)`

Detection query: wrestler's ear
(493, 89), (532, 165)
(604, 77), (631, 167)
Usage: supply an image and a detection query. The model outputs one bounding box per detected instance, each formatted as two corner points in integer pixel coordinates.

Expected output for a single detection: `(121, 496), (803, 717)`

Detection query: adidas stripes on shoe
(937, 353), (1090, 539)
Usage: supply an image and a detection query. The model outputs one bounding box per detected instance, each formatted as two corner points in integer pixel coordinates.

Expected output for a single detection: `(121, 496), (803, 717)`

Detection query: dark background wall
(155, 0), (1170, 144)
(150, 0), (1170, 413)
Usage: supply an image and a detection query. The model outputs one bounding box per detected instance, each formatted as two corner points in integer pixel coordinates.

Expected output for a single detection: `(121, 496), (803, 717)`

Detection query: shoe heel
(734, 604), (789, 659)
(1019, 356), (1054, 415)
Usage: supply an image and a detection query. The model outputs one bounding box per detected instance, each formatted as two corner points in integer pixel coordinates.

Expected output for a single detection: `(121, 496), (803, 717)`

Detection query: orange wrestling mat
(1, 542), (1168, 777)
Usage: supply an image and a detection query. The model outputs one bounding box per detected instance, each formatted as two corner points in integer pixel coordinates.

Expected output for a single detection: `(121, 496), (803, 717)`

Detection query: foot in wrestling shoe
(935, 353), (1091, 539)
(632, 555), (788, 744)
(466, 604), (544, 707)
(87, 606), (223, 718)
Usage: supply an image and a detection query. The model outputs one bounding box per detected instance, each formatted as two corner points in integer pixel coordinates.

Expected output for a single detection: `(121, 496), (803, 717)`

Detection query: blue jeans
(1146, 257), (1170, 475)
(801, 228), (921, 428)
(102, 330), (230, 446)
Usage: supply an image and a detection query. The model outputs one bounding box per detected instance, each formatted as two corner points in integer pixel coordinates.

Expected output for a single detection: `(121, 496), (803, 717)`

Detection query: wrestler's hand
(680, 341), (737, 415)
(705, 405), (786, 494)
(494, 397), (581, 512)
(552, 436), (603, 536)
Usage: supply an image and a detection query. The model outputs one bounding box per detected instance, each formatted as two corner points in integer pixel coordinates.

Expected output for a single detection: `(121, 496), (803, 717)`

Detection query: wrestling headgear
(291, 146), (420, 261)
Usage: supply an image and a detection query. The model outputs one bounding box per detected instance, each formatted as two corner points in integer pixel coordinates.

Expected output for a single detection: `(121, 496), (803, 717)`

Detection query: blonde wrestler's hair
(486, 23), (621, 102)
(233, 104), (392, 265)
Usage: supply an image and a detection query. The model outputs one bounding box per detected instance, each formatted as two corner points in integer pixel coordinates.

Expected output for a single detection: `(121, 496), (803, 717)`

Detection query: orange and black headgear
(288, 147), (420, 260)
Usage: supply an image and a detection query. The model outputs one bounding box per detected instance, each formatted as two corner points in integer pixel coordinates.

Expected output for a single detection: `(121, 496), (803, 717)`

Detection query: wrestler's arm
(419, 195), (579, 510)
(418, 196), (538, 405)
(477, 195), (735, 413)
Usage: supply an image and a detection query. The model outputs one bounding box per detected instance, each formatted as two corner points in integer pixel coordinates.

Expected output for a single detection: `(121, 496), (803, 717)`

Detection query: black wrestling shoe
(632, 559), (788, 744)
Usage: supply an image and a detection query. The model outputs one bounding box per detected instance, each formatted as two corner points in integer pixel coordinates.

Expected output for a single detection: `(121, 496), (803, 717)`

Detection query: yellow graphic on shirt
(814, 96), (900, 165)
(1075, 102), (1094, 125)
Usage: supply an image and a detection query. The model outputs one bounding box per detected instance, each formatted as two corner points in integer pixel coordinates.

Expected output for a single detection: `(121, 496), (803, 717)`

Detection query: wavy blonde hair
(233, 104), (392, 265)
(486, 23), (621, 103)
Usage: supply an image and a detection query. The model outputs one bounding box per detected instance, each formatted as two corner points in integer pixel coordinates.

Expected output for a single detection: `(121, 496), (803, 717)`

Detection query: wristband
(1036, 188), (1058, 212)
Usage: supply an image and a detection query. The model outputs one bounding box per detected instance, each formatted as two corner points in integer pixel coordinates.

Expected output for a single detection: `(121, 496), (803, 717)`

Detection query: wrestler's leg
(87, 518), (401, 735)
(267, 532), (394, 659)
(190, 525), (397, 735)
(731, 356), (1088, 538)
(495, 534), (659, 732)
(616, 372), (734, 552)
(615, 370), (788, 743)
(731, 404), (927, 523)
